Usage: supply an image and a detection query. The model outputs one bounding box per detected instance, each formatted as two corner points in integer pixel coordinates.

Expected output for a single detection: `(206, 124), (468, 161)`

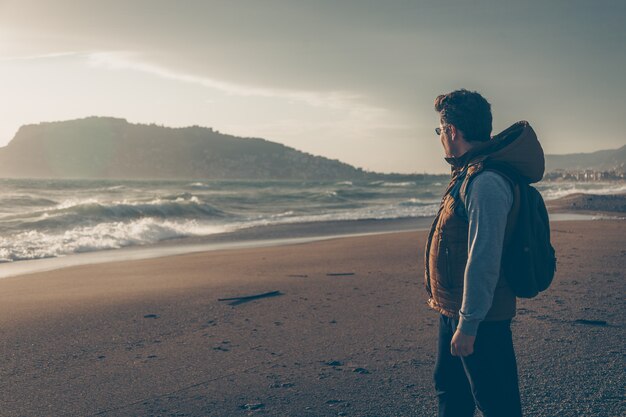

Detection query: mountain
(0, 117), (373, 180)
(4, 116), (619, 180)
(545, 145), (626, 173)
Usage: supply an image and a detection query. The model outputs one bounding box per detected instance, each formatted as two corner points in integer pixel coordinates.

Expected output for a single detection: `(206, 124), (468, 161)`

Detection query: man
(424, 89), (544, 417)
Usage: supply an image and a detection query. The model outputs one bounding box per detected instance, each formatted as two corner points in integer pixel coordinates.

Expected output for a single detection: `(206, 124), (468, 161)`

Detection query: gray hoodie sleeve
(457, 171), (513, 336)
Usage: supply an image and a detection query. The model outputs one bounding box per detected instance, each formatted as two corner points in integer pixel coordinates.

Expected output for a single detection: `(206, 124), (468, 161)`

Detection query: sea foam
(0, 218), (232, 262)
(1, 177), (623, 262)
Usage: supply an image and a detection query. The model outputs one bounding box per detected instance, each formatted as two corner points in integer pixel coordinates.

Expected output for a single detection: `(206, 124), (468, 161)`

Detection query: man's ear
(449, 124), (457, 140)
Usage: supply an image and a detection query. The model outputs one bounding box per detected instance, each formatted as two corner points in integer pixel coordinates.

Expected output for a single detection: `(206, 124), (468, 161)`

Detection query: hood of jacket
(445, 121), (545, 184)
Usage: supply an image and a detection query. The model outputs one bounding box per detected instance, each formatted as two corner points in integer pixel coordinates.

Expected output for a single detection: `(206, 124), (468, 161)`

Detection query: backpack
(464, 161), (557, 298)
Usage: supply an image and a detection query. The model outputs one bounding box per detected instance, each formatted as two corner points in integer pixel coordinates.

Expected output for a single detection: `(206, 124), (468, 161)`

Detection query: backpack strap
(459, 160), (521, 247)
(459, 161), (485, 205)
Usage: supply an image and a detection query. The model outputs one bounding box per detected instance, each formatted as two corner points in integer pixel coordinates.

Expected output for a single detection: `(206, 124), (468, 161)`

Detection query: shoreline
(1, 212), (621, 280)
(0, 217), (428, 280)
(2, 211), (623, 280)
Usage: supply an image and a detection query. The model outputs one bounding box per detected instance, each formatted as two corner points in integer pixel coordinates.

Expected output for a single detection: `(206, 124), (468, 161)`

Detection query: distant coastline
(0, 116), (624, 180)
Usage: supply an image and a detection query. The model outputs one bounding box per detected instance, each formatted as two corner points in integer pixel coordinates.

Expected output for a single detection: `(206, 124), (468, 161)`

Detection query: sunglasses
(435, 126), (447, 135)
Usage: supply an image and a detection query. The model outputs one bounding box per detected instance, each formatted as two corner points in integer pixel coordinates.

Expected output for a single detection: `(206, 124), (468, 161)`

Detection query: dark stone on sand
(574, 319), (608, 326)
(212, 346), (229, 352)
(240, 402), (265, 410)
(326, 399), (343, 405)
(326, 360), (343, 367)
(352, 367), (370, 374)
(218, 290), (282, 306)
(270, 382), (294, 388)
(143, 314), (159, 319)
(326, 272), (355, 276)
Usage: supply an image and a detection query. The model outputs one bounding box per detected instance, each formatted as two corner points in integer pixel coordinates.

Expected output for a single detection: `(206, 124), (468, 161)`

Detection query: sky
(0, 0), (625, 174)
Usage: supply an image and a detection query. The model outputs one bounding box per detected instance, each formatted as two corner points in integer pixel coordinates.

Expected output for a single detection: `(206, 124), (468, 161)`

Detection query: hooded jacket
(424, 121), (545, 320)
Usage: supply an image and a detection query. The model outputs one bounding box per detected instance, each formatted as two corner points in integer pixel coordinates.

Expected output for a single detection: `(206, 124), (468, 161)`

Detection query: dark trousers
(434, 314), (523, 417)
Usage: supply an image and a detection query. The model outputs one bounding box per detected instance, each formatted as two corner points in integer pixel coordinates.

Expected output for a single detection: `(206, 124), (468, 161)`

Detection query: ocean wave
(0, 177), (449, 262)
(52, 196), (225, 219)
(367, 180), (415, 187)
(0, 201), (440, 261)
(399, 198), (439, 207)
(8, 197), (229, 232)
(237, 202), (439, 228)
(538, 182), (626, 201)
(308, 189), (365, 202)
(380, 181), (415, 187)
(271, 211), (295, 218)
(56, 198), (100, 210)
(102, 185), (128, 191)
(188, 182), (211, 189)
(0, 195), (57, 208)
(0, 218), (233, 261)
(333, 189), (381, 199)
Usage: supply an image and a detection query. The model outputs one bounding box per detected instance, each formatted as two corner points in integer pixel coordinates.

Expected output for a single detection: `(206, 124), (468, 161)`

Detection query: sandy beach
(0, 218), (624, 417)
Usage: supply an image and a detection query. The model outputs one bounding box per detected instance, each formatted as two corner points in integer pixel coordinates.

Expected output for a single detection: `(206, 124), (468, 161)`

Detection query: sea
(1, 177), (625, 264)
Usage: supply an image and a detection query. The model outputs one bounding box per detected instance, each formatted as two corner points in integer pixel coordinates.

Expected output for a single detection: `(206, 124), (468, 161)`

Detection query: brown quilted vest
(424, 158), (518, 320)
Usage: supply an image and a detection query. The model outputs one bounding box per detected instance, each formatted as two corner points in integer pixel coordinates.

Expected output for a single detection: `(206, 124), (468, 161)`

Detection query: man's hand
(450, 329), (476, 357)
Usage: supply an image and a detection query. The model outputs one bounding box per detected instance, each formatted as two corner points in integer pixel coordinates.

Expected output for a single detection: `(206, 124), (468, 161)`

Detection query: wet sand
(0, 219), (624, 416)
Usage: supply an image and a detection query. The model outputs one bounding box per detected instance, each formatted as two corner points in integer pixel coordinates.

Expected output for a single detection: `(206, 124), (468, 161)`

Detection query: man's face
(439, 121), (454, 157)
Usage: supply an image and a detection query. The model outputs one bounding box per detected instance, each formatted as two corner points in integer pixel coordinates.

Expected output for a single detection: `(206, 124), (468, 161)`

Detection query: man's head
(434, 89), (492, 158)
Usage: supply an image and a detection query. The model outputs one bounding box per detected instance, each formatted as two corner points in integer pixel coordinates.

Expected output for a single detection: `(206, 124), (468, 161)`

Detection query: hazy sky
(1, 0), (625, 173)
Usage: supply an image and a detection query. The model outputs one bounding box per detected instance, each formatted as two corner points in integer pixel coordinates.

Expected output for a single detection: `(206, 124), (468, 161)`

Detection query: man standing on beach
(424, 89), (545, 417)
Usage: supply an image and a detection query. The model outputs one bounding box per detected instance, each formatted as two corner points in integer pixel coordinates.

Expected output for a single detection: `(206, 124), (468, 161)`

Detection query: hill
(2, 116), (621, 180)
(0, 117), (371, 180)
(545, 145), (626, 173)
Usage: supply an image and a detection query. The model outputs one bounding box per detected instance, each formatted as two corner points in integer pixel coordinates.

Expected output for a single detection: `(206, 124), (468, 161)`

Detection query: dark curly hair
(434, 89), (492, 142)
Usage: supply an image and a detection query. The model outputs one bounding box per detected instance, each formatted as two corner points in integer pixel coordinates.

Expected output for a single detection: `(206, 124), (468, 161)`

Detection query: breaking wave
(0, 218), (232, 262)
(537, 182), (626, 200)
(1, 177), (622, 262)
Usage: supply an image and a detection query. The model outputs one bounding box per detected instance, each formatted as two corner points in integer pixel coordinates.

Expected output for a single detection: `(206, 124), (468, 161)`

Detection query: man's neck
(444, 141), (486, 169)
(450, 141), (477, 159)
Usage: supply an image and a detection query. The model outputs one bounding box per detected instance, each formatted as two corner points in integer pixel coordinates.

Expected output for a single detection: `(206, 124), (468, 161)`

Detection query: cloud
(0, 51), (81, 62)
(86, 51), (372, 112)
